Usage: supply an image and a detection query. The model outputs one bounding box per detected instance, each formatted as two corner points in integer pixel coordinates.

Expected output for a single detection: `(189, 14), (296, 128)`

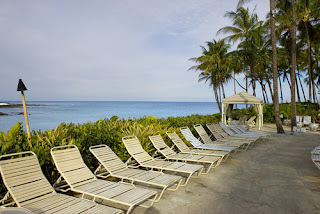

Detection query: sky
(0, 0), (276, 102)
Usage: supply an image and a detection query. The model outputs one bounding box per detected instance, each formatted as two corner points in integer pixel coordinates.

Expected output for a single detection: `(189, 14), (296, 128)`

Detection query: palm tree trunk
(245, 74), (248, 109)
(218, 85), (222, 111)
(261, 81), (266, 103)
(284, 74), (291, 88)
(221, 83), (226, 99)
(246, 75), (248, 92)
(290, 0), (297, 130)
(234, 71), (237, 109)
(295, 76), (301, 102)
(304, 21), (313, 102)
(234, 71), (236, 95)
(278, 76), (283, 103)
(263, 84), (269, 104)
(250, 64), (256, 96)
(264, 85), (270, 104)
(267, 69), (274, 102)
(313, 81), (317, 102)
(270, 0), (285, 133)
(297, 67), (307, 102)
(214, 88), (222, 113)
(315, 85), (319, 103)
(231, 75), (246, 90)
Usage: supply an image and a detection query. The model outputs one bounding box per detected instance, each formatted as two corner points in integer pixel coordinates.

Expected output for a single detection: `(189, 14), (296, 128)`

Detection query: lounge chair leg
(249, 141), (255, 148)
(0, 191), (14, 207)
(229, 149), (237, 157)
(193, 167), (203, 177)
(222, 154), (229, 162)
(242, 143), (250, 151)
(154, 187), (167, 202)
(138, 193), (157, 208)
(167, 179), (183, 191)
(200, 163), (213, 174)
(214, 157), (223, 167)
(180, 174), (192, 186)
(126, 205), (136, 214)
(180, 169), (202, 186)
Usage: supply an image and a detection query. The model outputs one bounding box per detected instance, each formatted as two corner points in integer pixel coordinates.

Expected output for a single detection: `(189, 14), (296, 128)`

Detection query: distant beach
(0, 101), (234, 132)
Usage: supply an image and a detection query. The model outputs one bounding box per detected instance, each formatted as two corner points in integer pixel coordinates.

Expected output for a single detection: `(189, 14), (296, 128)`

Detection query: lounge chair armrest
(0, 192), (15, 207)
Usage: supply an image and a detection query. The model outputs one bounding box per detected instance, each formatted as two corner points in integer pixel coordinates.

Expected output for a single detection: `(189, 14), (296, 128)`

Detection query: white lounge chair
(206, 123), (256, 148)
(194, 124), (250, 150)
(179, 127), (238, 154)
(166, 132), (230, 161)
(246, 116), (256, 127)
(303, 116), (312, 126)
(149, 134), (222, 174)
(122, 135), (204, 186)
(311, 146), (320, 171)
(219, 122), (266, 138)
(51, 145), (157, 214)
(296, 116), (303, 122)
(0, 151), (123, 214)
(89, 144), (183, 202)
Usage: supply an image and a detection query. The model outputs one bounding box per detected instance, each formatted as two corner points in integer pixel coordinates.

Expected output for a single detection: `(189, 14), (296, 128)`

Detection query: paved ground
(134, 126), (320, 214)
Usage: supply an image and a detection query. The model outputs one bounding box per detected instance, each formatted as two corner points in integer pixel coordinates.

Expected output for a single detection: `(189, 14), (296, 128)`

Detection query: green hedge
(230, 102), (319, 123)
(0, 113), (221, 198)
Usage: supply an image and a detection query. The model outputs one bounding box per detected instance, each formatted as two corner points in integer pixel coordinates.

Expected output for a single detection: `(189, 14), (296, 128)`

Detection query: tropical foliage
(0, 114), (220, 198)
(190, 0), (320, 111)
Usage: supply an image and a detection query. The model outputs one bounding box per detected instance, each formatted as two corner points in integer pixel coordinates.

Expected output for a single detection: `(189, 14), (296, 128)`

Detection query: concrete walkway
(134, 132), (320, 214)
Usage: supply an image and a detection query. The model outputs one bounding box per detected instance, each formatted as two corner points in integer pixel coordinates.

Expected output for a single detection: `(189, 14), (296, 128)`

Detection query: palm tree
(275, 0), (299, 129)
(276, 0), (302, 106)
(297, 0), (320, 102)
(189, 39), (232, 113)
(217, 5), (262, 94)
(270, 0), (285, 133)
(291, 0), (297, 130)
(295, 40), (307, 102)
(250, 21), (273, 102)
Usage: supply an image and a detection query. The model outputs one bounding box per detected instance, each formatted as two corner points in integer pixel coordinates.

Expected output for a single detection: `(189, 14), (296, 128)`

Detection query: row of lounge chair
(284, 116), (312, 126)
(311, 146), (320, 170)
(0, 123), (270, 213)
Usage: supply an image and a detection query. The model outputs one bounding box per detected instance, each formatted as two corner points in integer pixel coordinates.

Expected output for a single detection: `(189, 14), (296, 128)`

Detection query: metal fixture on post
(17, 79), (31, 141)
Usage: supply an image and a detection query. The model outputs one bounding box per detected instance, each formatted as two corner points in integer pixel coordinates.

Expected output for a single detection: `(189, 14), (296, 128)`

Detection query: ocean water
(0, 101), (223, 132)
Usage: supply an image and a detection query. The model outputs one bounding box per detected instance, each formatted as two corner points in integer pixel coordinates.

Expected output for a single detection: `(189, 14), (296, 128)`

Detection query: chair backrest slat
(90, 145), (127, 174)
(218, 122), (236, 136)
(212, 124), (230, 138)
(149, 135), (176, 157)
(166, 132), (190, 152)
(229, 124), (243, 134)
(122, 136), (153, 164)
(194, 124), (213, 144)
(0, 152), (55, 207)
(180, 127), (203, 147)
(206, 124), (224, 140)
(51, 146), (96, 188)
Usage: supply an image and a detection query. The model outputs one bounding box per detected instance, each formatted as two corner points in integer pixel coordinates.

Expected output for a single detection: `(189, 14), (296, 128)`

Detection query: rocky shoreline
(0, 103), (45, 116)
(0, 103), (46, 108)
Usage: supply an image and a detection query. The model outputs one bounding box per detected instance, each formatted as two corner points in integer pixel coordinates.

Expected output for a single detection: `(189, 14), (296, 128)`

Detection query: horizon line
(1, 100), (218, 103)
